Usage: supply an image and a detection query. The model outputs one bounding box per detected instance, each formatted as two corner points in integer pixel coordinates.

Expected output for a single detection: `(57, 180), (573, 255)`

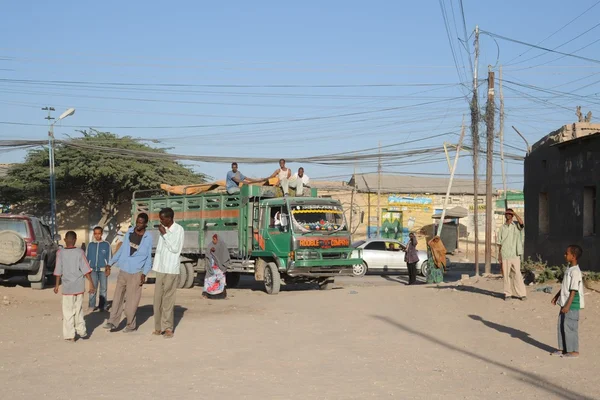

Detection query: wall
(524, 136), (600, 271)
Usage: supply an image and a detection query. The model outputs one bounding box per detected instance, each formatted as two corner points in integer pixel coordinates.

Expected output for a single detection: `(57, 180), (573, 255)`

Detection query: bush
(521, 256), (566, 284)
(583, 271), (600, 282)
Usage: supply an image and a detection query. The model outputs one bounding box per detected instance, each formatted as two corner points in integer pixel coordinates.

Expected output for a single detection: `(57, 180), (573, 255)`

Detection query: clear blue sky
(2, 0), (599, 190)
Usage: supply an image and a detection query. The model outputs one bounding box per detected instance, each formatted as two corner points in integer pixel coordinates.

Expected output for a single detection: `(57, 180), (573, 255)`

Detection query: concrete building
(524, 122), (600, 271)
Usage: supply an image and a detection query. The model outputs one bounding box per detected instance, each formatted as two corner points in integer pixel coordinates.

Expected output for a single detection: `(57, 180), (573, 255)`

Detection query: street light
(48, 107), (75, 238)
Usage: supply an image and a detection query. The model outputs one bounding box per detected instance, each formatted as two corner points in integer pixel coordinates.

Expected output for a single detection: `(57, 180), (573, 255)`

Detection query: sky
(2, 0), (600, 191)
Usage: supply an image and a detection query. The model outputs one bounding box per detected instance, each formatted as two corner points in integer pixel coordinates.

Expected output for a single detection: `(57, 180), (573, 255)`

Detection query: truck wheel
(184, 263), (195, 288)
(264, 263), (281, 295)
(177, 263), (188, 289)
(0, 230), (26, 264)
(30, 260), (46, 290)
(226, 272), (241, 288)
(318, 278), (334, 290)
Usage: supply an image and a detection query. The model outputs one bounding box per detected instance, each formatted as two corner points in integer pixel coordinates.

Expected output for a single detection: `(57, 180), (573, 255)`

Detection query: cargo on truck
(132, 183), (362, 294)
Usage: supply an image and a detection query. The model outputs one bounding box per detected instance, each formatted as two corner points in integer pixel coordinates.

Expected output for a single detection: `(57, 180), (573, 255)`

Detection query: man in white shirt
(289, 167), (310, 197)
(152, 207), (184, 339)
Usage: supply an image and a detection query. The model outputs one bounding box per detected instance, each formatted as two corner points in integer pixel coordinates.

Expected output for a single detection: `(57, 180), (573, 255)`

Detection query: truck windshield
(289, 203), (347, 234)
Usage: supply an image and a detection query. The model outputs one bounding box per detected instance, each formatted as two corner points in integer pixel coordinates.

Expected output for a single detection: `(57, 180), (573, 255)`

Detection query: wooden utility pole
(437, 118), (466, 237)
(471, 25), (481, 276)
(377, 141), (382, 238)
(499, 65), (507, 209)
(485, 67), (495, 275)
(350, 165), (356, 237)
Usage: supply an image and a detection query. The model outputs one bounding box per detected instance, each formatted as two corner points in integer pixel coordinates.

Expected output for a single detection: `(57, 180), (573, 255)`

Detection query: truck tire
(264, 262), (281, 295)
(30, 260), (46, 290)
(226, 272), (241, 288)
(184, 263), (195, 289)
(0, 230), (26, 265)
(177, 263), (188, 289)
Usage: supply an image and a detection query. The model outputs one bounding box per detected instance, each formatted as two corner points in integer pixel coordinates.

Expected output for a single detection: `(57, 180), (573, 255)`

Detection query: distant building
(524, 122), (599, 271)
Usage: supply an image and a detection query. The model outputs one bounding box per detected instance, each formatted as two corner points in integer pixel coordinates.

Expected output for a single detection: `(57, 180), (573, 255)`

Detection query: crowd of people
(51, 194), (586, 359)
(226, 159), (310, 197)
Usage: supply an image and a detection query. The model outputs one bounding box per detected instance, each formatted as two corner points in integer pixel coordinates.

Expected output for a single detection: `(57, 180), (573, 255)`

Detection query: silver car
(351, 238), (430, 277)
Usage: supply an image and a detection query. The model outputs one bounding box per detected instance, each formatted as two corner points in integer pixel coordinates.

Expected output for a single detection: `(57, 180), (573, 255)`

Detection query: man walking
(103, 213), (153, 332)
(497, 208), (526, 301)
(152, 208), (184, 339)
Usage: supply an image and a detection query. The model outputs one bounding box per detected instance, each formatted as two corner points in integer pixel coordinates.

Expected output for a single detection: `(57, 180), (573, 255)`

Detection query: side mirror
(54, 234), (61, 242)
(280, 214), (289, 227)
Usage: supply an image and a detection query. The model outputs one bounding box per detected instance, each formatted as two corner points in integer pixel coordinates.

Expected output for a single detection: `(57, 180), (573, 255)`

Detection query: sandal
(164, 330), (174, 339)
(151, 330), (162, 336)
(550, 350), (564, 356)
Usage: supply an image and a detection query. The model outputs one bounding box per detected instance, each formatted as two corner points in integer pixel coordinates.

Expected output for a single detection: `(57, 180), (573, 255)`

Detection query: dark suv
(0, 215), (59, 289)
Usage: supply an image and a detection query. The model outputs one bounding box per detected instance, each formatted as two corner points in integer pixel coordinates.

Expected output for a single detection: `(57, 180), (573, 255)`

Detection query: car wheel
(352, 262), (368, 277)
(420, 260), (429, 277)
(177, 262), (188, 289)
(184, 263), (195, 289)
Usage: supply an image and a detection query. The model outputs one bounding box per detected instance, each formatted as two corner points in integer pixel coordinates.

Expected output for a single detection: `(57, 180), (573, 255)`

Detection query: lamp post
(44, 107), (75, 237)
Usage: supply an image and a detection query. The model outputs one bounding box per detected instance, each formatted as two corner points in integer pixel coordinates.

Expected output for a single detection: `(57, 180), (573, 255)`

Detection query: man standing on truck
(269, 159), (292, 197)
(226, 162), (257, 194)
(152, 208), (184, 339)
(102, 213), (153, 332)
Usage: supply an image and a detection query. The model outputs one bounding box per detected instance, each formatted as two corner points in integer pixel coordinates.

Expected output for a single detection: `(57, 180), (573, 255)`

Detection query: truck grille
(322, 252), (344, 259)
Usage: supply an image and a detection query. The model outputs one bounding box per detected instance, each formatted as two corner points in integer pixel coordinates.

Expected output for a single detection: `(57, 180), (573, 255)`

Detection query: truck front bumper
(286, 258), (361, 277)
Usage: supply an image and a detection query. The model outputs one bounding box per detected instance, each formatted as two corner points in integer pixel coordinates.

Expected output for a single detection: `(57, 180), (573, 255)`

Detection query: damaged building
(524, 122), (599, 271)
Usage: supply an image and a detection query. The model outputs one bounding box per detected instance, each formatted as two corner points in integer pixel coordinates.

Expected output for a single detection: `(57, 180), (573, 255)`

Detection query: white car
(351, 238), (431, 277)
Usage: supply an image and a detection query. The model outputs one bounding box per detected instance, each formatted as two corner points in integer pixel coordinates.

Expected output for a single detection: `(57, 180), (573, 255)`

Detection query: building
(524, 122), (599, 271)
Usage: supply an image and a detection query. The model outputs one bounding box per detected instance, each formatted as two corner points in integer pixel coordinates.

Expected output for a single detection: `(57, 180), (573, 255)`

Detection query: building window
(539, 193), (549, 235)
(583, 186), (596, 236)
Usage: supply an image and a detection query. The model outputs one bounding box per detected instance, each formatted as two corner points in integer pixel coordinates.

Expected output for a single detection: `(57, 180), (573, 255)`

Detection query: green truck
(132, 184), (362, 294)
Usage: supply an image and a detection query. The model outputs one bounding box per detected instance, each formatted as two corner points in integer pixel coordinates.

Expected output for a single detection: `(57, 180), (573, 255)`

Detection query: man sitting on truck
(289, 167), (310, 196)
(226, 162), (256, 194)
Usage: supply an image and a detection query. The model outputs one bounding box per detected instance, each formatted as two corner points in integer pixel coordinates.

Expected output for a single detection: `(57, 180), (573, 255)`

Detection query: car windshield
(352, 240), (366, 248)
(290, 203), (347, 234)
(0, 219), (29, 238)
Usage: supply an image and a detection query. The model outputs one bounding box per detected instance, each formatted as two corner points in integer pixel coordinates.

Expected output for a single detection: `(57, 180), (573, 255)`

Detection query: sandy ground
(1, 269), (599, 400)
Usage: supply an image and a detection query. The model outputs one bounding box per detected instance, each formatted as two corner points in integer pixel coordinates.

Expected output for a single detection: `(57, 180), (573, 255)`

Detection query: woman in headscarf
(426, 236), (447, 284)
(202, 234), (230, 299)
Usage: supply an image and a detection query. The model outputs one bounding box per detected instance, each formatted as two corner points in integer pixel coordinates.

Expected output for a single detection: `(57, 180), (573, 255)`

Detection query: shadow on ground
(430, 284), (505, 299)
(469, 314), (556, 353)
(372, 315), (593, 400)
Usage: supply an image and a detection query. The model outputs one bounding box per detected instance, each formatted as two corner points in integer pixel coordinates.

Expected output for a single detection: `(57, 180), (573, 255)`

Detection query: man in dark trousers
(405, 232), (419, 285)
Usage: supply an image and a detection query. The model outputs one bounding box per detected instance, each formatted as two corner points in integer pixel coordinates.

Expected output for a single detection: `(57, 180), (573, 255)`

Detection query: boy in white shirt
(551, 245), (585, 358)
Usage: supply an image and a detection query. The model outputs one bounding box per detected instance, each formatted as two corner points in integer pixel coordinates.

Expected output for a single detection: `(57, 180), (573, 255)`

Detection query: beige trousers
(153, 272), (178, 332)
(108, 271), (143, 330)
(62, 294), (86, 339)
(502, 257), (526, 298)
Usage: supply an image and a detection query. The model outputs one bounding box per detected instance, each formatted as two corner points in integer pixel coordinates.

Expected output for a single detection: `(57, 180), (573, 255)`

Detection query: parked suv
(0, 214), (59, 289)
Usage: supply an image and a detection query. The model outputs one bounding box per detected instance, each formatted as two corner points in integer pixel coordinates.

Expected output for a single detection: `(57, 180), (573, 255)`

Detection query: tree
(0, 130), (208, 237)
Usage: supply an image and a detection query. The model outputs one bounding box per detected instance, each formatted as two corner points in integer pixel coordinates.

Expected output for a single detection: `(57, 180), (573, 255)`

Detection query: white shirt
(152, 222), (184, 274)
(559, 264), (585, 309)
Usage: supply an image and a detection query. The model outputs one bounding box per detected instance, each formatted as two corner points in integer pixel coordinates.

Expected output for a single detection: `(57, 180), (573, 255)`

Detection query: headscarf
(206, 234), (231, 272)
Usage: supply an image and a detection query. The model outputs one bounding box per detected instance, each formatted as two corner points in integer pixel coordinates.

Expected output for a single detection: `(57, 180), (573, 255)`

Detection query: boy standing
(53, 231), (96, 342)
(551, 245), (585, 358)
(86, 226), (112, 312)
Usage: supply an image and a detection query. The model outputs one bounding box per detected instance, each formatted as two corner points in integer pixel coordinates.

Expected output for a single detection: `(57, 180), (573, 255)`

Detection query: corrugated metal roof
(349, 173), (484, 195)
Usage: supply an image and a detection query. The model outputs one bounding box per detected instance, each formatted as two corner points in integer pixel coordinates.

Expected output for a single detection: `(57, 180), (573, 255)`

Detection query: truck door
(263, 205), (291, 257)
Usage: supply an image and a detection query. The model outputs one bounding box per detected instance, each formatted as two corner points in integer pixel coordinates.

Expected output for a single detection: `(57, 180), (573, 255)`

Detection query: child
(551, 245), (585, 358)
(86, 226), (112, 312)
(53, 231), (96, 342)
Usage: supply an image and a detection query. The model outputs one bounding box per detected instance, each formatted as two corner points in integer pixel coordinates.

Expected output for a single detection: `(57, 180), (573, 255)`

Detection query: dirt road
(0, 272), (598, 399)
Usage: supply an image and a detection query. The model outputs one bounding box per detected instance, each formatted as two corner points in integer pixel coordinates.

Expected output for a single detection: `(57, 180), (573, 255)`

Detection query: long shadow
(135, 304), (188, 331)
(85, 309), (110, 337)
(372, 315), (593, 400)
(379, 274), (426, 286)
(469, 315), (556, 353)
(431, 284), (504, 299)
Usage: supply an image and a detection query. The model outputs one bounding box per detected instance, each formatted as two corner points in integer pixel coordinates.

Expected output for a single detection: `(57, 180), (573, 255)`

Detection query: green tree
(0, 130), (208, 236)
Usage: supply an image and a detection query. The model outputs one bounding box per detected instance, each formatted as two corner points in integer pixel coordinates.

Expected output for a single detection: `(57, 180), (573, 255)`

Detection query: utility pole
(350, 165), (356, 238)
(377, 141), (382, 238)
(485, 67), (495, 275)
(42, 107), (56, 237)
(499, 65), (507, 209)
(471, 25), (481, 276)
(437, 117), (466, 237)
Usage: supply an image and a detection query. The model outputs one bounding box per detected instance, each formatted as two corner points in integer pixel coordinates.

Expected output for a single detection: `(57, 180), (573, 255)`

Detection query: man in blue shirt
(226, 162), (257, 194)
(103, 213), (153, 332)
